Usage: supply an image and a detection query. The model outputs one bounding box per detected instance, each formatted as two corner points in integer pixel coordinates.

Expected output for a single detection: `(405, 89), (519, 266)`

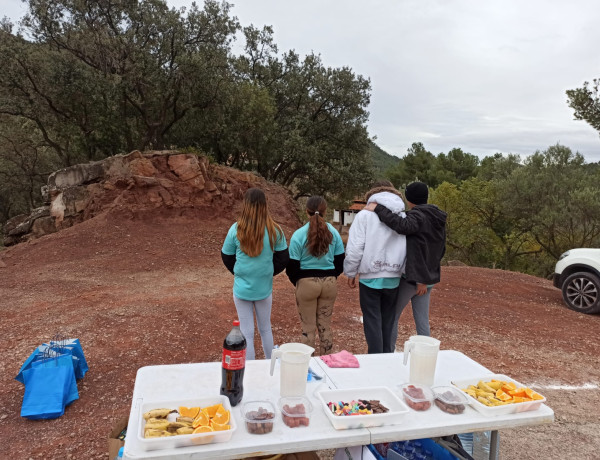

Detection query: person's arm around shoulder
(365, 202), (422, 235)
(273, 227), (289, 276)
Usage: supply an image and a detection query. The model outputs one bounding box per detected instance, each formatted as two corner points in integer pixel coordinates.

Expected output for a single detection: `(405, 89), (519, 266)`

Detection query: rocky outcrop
(3, 150), (299, 246)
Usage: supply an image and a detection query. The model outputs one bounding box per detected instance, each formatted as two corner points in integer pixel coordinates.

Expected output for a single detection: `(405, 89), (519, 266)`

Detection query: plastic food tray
(451, 374), (546, 416)
(317, 387), (409, 430)
(137, 395), (236, 451)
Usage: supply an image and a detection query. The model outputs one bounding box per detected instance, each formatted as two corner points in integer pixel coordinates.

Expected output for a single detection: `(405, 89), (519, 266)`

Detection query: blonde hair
(237, 188), (282, 257)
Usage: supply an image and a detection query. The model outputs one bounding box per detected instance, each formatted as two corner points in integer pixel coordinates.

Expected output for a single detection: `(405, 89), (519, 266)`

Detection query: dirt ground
(1, 210), (599, 459)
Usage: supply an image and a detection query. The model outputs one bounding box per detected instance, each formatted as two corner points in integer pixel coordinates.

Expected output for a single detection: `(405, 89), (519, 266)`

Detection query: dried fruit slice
(192, 410), (211, 428)
(203, 403), (224, 418)
(212, 407), (230, 425)
(179, 406), (200, 419)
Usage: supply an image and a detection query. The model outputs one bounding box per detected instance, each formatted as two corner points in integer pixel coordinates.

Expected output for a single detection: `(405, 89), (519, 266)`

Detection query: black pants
(359, 283), (400, 354)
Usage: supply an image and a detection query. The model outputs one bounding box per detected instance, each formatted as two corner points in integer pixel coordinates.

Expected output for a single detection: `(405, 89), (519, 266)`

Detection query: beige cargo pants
(295, 276), (337, 355)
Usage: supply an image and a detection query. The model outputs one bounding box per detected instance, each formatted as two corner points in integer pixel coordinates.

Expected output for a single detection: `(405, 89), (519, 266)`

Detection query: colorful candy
(326, 399), (388, 416)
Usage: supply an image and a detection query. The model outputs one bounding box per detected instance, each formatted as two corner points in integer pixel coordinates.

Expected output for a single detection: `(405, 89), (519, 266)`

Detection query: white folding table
(123, 350), (553, 459)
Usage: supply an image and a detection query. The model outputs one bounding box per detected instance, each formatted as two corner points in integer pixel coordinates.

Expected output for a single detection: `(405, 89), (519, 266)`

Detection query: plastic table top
(123, 350), (554, 459)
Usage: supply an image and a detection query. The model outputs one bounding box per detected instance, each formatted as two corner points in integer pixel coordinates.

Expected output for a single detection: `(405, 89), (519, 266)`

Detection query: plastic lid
(242, 400), (276, 421)
(432, 386), (469, 404)
(233, 320), (240, 326)
(399, 383), (434, 403)
(278, 396), (313, 416)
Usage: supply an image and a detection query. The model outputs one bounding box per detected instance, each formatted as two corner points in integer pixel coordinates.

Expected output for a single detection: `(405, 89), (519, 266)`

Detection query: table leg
(489, 430), (499, 460)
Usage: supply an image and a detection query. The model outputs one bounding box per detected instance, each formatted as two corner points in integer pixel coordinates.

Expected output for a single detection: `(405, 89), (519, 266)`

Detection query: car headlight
(559, 251), (570, 260)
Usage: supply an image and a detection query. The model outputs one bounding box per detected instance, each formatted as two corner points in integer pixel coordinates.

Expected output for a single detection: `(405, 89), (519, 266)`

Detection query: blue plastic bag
(16, 338), (88, 383)
(20, 354), (79, 420)
(49, 338), (88, 380)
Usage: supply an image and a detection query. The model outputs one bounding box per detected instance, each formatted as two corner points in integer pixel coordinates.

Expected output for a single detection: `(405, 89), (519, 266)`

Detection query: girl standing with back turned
(286, 196), (345, 355)
(221, 188), (289, 360)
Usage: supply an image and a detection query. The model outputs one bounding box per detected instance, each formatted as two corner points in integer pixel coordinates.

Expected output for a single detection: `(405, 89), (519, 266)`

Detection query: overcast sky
(3, 0), (600, 162)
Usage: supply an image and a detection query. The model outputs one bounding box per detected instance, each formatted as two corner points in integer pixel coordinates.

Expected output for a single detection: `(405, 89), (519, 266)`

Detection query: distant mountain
(370, 140), (400, 177)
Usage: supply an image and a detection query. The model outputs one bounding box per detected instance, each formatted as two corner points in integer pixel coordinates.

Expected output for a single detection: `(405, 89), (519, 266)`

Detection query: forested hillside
(370, 140), (400, 176)
(1, 0), (599, 279)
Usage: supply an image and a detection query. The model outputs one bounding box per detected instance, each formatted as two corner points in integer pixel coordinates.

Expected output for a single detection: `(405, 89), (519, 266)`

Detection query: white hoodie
(343, 191), (407, 279)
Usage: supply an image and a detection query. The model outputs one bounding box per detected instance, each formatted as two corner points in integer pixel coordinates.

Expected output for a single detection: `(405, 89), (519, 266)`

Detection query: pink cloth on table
(319, 350), (359, 368)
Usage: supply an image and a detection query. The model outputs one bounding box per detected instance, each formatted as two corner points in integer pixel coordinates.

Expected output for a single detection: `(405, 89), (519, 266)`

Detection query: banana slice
(177, 416), (194, 424)
(144, 429), (172, 438)
(144, 419), (171, 431)
(143, 408), (174, 420)
(176, 426), (195, 435)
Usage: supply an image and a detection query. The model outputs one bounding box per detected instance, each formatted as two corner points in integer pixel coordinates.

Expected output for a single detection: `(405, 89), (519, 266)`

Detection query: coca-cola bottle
(220, 319), (246, 406)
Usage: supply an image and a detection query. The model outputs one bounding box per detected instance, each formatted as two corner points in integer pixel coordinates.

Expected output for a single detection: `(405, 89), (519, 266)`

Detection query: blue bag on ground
(20, 354), (79, 420)
(49, 338), (88, 379)
(16, 338), (88, 383)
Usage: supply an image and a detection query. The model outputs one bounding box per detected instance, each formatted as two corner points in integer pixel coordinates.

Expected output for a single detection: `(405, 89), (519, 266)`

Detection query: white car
(554, 248), (600, 314)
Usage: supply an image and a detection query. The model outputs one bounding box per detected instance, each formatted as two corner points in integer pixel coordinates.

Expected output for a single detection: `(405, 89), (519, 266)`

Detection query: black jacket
(221, 248), (289, 276)
(285, 253), (345, 285)
(374, 203), (447, 285)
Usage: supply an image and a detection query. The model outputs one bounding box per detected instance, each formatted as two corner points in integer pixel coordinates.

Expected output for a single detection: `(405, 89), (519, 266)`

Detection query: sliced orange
(203, 403), (224, 418)
(212, 407), (230, 425)
(502, 382), (516, 392)
(193, 425), (214, 433)
(531, 392), (544, 400)
(210, 420), (231, 431)
(496, 389), (512, 401)
(179, 406), (200, 419)
(192, 410), (210, 428)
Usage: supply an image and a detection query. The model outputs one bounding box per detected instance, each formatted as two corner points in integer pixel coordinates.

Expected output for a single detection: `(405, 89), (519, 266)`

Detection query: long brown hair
(237, 188), (282, 257)
(306, 196), (332, 257)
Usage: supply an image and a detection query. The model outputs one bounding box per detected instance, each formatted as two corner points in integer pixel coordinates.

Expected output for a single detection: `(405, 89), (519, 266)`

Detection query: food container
(278, 396), (312, 428)
(242, 400), (276, 434)
(432, 386), (469, 414)
(317, 387), (409, 430)
(398, 383), (434, 411)
(451, 374), (547, 416)
(137, 395), (236, 451)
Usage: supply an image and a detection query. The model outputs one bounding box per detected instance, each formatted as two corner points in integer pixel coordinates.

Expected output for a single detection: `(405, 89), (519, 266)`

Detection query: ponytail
(306, 196), (332, 257)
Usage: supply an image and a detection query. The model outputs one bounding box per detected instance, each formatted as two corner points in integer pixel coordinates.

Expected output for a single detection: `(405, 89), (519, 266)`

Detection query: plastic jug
(403, 335), (440, 386)
(270, 343), (314, 396)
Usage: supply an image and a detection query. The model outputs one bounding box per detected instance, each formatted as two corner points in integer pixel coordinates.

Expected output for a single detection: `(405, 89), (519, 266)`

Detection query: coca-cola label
(222, 348), (246, 370)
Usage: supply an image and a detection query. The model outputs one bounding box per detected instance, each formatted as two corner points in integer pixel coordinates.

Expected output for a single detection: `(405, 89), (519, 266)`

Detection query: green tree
(478, 153), (522, 181)
(503, 144), (600, 263)
(219, 26), (374, 199)
(387, 142), (437, 187)
(566, 79), (600, 135)
(432, 147), (480, 184)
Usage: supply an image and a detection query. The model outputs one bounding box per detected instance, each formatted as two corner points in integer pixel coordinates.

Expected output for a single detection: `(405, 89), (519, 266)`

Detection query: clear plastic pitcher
(403, 335), (440, 386)
(270, 343), (314, 397)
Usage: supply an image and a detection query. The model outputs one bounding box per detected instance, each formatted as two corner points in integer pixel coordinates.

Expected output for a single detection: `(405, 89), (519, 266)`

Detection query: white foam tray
(451, 374), (546, 416)
(317, 386), (409, 430)
(137, 395), (236, 451)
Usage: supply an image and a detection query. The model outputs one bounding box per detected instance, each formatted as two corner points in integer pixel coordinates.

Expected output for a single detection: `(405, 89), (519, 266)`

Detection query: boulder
(2, 150), (300, 246)
(48, 161), (106, 189)
(168, 155), (202, 182)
